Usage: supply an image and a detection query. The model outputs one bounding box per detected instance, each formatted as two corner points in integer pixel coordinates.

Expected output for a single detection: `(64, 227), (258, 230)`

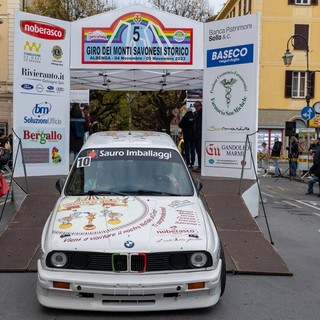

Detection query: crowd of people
(4, 99), (320, 197)
(256, 133), (320, 196)
(178, 101), (202, 173)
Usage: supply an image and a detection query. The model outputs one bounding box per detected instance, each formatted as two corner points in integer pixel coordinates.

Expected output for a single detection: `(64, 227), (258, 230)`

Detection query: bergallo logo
(209, 70), (248, 116)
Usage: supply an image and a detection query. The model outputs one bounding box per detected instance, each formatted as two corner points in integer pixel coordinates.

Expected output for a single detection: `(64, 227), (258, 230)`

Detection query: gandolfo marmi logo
(209, 70), (248, 116)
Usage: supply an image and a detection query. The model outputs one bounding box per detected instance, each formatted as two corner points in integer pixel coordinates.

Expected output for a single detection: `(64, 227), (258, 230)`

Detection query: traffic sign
(301, 106), (316, 121)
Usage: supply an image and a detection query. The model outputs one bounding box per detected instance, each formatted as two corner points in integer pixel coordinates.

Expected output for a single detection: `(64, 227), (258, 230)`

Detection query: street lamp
(283, 34), (312, 176)
(283, 34), (310, 106)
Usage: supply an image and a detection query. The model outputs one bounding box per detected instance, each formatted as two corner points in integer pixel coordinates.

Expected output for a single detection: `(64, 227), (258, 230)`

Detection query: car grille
(46, 251), (212, 272)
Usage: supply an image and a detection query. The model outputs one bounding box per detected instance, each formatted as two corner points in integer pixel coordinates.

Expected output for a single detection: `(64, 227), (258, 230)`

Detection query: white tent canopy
(69, 5), (204, 91)
(70, 68), (203, 91)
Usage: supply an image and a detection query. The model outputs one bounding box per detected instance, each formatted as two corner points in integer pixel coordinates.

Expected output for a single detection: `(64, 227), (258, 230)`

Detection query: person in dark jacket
(178, 107), (195, 168)
(192, 101), (202, 173)
(287, 136), (299, 176)
(70, 103), (86, 165)
(306, 149), (320, 195)
(271, 136), (282, 177)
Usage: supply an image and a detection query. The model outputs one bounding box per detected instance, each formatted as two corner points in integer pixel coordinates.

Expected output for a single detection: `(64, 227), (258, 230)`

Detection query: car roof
(82, 131), (178, 150)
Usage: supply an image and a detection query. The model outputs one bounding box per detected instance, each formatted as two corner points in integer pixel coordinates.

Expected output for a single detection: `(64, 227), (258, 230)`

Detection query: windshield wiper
(136, 189), (178, 196)
(86, 190), (128, 196)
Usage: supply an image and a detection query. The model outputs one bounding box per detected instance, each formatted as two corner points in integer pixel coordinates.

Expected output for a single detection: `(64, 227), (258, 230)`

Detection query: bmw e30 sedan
(36, 131), (226, 312)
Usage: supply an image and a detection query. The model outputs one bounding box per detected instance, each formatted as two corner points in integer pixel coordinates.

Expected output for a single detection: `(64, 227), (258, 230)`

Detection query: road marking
(261, 192), (274, 198)
(296, 200), (320, 210)
(283, 200), (302, 208)
(296, 200), (320, 217)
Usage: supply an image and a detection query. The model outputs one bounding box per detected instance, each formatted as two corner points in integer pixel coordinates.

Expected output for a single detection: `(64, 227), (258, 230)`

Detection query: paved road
(0, 172), (319, 320)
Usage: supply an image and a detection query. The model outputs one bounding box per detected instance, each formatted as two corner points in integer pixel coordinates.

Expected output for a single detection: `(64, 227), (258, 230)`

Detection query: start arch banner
(13, 6), (260, 179)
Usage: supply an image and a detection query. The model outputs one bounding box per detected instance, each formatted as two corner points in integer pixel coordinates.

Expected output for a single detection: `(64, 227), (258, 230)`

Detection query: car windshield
(65, 147), (194, 197)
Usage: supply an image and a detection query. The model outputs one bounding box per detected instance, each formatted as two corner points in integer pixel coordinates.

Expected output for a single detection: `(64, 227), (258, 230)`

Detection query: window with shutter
(288, 0), (318, 4)
(295, 0), (310, 4)
(285, 71), (293, 98)
(284, 71), (315, 99)
(293, 25), (309, 50)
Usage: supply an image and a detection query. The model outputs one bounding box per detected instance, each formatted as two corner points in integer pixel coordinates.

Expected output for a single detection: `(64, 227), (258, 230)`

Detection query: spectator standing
(306, 149), (320, 195)
(82, 104), (92, 142)
(271, 136), (282, 177)
(70, 103), (86, 165)
(309, 138), (320, 154)
(0, 135), (11, 172)
(8, 134), (13, 169)
(259, 142), (269, 174)
(178, 107), (195, 169)
(82, 104), (98, 138)
(287, 136), (299, 177)
(192, 101), (202, 173)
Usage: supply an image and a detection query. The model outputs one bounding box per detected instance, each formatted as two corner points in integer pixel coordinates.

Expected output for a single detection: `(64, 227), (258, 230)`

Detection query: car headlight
(50, 252), (68, 268)
(190, 252), (208, 268)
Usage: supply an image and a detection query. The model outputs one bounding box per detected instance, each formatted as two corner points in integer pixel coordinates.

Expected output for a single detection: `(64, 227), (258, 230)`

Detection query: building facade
(2, 1), (320, 152)
(0, 0), (21, 135)
(215, 0), (320, 154)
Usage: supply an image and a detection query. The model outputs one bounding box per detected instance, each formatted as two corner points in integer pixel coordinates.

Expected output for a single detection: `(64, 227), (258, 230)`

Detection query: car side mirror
(194, 178), (202, 192)
(55, 178), (66, 194)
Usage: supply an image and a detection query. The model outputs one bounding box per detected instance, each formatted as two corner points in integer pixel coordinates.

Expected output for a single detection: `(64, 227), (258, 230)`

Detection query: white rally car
(37, 131), (226, 312)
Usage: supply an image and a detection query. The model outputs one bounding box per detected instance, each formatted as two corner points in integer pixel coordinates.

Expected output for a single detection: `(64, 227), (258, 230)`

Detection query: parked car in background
(37, 131), (226, 312)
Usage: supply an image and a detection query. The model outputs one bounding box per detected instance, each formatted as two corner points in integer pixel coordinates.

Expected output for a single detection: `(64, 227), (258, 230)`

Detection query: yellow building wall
(216, 0), (320, 127)
(0, 0), (21, 134)
(0, 0), (8, 86)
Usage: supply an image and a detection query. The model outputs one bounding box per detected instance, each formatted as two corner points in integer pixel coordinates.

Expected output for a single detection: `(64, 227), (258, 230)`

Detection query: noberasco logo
(20, 20), (65, 40)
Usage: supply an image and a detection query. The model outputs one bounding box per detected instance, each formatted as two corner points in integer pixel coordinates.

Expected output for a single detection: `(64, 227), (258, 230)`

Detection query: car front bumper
(37, 259), (222, 312)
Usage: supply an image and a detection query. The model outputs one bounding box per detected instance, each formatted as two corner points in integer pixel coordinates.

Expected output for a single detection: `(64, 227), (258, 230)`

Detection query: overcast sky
(114, 0), (227, 15)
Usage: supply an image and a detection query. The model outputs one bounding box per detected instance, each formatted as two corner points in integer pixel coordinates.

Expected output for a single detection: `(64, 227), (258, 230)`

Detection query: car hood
(45, 195), (209, 253)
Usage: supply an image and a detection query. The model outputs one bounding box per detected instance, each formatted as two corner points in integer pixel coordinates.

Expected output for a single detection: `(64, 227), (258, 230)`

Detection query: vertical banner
(203, 14), (260, 179)
(13, 11), (70, 177)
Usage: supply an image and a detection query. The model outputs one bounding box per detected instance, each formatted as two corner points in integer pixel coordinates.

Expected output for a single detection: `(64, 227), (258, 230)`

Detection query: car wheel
(220, 243), (226, 297)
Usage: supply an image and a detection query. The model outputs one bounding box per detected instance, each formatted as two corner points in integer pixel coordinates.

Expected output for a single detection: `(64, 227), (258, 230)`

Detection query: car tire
(220, 242), (226, 297)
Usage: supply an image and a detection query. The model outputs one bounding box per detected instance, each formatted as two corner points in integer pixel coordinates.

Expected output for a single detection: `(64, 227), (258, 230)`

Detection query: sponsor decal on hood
(48, 195), (207, 252)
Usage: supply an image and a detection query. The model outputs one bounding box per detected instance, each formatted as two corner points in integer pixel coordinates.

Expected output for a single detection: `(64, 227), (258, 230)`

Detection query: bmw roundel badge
(124, 240), (134, 248)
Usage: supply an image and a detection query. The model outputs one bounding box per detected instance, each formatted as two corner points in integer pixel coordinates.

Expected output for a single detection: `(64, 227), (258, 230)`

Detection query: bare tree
(148, 0), (213, 22)
(26, 0), (113, 21)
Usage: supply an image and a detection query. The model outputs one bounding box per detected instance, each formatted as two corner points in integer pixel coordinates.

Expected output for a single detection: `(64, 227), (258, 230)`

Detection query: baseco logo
(20, 20), (65, 40)
(209, 70), (247, 117)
